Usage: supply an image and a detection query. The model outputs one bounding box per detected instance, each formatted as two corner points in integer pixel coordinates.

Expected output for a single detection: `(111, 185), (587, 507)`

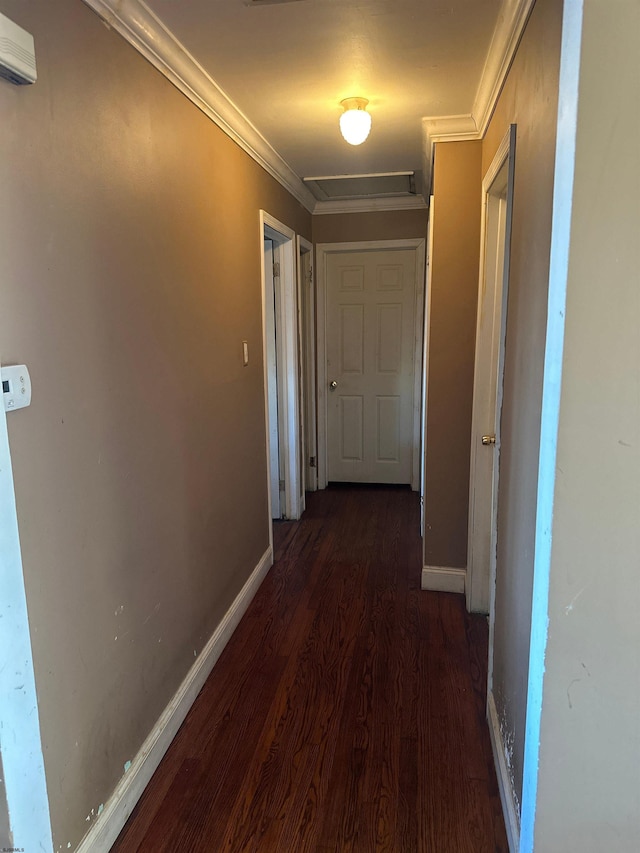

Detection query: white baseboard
(421, 565), (466, 594)
(76, 545), (273, 853)
(487, 691), (521, 853)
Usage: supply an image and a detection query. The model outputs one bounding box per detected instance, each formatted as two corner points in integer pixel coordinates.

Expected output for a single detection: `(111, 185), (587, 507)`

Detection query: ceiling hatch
(303, 172), (419, 202)
(245, 0), (304, 6)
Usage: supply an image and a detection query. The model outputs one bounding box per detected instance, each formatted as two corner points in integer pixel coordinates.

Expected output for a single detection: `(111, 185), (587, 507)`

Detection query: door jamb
(467, 125), (516, 622)
(297, 236), (316, 496)
(420, 199), (435, 536)
(259, 211), (302, 521)
(316, 238), (426, 490)
(0, 388), (53, 849)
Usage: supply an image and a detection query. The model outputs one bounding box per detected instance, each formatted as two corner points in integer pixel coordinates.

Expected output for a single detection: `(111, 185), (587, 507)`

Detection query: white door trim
(467, 125), (516, 619)
(0, 381), (54, 850)
(316, 239), (426, 490)
(420, 199), (435, 535)
(297, 236), (316, 495)
(259, 211), (303, 521)
(263, 240), (281, 519)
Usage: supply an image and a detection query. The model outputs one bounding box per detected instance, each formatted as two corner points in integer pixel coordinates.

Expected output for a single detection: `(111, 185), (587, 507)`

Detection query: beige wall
(312, 208), (428, 245)
(424, 141), (482, 568)
(535, 0), (640, 848)
(484, 0), (562, 812)
(0, 1), (310, 849)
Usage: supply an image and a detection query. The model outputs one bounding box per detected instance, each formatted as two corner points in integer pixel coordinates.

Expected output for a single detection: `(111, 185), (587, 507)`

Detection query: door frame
(0, 376), (53, 850)
(420, 199), (435, 536)
(259, 211), (303, 521)
(297, 236), (316, 496)
(467, 125), (516, 620)
(263, 238), (284, 520)
(316, 238), (426, 490)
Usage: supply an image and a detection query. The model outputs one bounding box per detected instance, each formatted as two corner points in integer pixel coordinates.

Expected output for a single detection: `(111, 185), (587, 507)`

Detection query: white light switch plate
(2, 365), (31, 411)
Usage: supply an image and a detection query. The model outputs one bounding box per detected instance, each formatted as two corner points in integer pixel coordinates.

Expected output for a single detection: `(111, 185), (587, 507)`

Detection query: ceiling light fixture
(339, 97), (371, 146)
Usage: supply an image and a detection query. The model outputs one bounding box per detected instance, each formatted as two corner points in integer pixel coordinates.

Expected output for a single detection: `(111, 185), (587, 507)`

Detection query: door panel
(377, 304), (402, 373)
(340, 305), (365, 374)
(326, 248), (416, 484)
(339, 396), (364, 461)
(377, 396), (400, 461)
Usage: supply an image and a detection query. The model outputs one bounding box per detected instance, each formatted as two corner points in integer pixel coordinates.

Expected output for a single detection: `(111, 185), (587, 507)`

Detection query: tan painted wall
(312, 208), (428, 244)
(535, 1), (640, 848)
(484, 0), (563, 811)
(424, 141), (482, 568)
(0, 1), (310, 849)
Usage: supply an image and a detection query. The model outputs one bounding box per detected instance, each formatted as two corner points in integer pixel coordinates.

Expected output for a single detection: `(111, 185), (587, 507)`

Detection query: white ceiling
(144, 0), (502, 187)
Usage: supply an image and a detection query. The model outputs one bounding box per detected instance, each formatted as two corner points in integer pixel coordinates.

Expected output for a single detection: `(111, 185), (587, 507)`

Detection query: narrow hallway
(112, 487), (507, 852)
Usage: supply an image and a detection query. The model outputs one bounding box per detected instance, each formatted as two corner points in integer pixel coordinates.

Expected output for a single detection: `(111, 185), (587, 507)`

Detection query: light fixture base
(340, 97), (369, 112)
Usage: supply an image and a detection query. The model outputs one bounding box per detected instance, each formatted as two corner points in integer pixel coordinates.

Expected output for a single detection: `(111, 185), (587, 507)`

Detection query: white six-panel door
(325, 248), (418, 484)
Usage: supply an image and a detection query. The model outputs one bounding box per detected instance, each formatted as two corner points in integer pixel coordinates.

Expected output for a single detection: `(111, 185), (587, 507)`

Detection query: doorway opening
(315, 239), (426, 491)
(466, 126), (518, 844)
(467, 125), (516, 619)
(466, 125), (517, 848)
(260, 212), (302, 523)
(0, 398), (53, 850)
(297, 236), (316, 497)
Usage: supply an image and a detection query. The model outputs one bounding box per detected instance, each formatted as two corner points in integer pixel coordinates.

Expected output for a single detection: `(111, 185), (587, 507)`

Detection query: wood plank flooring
(111, 486), (507, 852)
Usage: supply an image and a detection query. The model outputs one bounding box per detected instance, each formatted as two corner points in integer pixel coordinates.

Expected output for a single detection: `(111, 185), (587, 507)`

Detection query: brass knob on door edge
(481, 435), (496, 446)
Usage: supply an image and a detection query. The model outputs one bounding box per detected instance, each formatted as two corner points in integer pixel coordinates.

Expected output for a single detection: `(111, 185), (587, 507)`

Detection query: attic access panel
(245, 0), (304, 5)
(303, 172), (419, 202)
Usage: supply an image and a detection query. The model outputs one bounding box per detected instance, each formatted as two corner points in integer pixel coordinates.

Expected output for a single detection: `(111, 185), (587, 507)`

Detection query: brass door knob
(329, 380), (338, 390)
(481, 435), (496, 446)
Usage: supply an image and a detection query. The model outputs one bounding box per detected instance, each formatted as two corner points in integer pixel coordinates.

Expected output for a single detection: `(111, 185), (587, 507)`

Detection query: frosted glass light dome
(339, 98), (371, 146)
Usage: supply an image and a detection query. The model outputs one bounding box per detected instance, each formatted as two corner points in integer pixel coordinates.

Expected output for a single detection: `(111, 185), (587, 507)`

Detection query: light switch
(2, 364), (31, 412)
(242, 340), (249, 366)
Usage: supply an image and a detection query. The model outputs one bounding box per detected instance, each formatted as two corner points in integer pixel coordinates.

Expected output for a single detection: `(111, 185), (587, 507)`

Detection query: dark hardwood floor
(111, 486), (507, 852)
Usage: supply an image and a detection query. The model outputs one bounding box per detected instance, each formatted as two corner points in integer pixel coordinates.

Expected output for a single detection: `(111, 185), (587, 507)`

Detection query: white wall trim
(81, 0), (316, 213)
(75, 545), (274, 853)
(423, 113), (480, 144)
(487, 691), (521, 853)
(420, 565), (466, 595)
(472, 0), (536, 136)
(313, 196), (428, 215)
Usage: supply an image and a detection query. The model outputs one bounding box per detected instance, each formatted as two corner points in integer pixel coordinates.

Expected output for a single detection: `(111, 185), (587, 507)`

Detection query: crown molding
(82, 0), (533, 216)
(421, 0), (534, 192)
(421, 114), (481, 196)
(313, 195), (428, 216)
(422, 0), (535, 144)
(81, 0), (317, 213)
(423, 113), (480, 144)
(472, 0), (536, 135)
